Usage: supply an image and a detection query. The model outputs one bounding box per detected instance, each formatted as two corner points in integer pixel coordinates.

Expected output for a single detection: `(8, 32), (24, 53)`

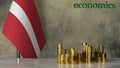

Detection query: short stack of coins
(57, 43), (107, 64)
(64, 49), (70, 64)
(102, 53), (106, 62)
(70, 48), (78, 64)
(93, 49), (98, 62)
(97, 45), (106, 63)
(77, 53), (82, 64)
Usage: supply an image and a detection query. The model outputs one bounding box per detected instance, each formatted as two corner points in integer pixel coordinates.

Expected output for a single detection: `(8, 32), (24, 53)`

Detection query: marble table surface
(0, 58), (120, 68)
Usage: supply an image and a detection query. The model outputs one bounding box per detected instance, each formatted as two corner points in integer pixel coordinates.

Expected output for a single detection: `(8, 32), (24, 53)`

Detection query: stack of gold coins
(93, 49), (98, 62)
(57, 43), (63, 63)
(98, 56), (101, 62)
(65, 54), (70, 64)
(70, 48), (77, 64)
(85, 45), (88, 63)
(82, 51), (86, 63)
(87, 45), (93, 64)
(60, 54), (65, 64)
(97, 45), (104, 62)
(82, 43), (88, 63)
(64, 49), (70, 64)
(102, 53), (106, 63)
(97, 52), (102, 62)
(77, 53), (82, 64)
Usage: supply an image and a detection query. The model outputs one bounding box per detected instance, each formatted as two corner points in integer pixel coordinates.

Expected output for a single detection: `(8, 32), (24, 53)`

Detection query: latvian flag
(2, 0), (46, 58)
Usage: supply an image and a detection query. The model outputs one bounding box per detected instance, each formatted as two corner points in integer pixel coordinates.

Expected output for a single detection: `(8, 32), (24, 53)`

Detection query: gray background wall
(0, 0), (120, 58)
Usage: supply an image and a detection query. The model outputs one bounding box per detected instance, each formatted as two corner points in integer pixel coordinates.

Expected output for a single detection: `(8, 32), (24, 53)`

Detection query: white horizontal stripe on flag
(9, 1), (40, 58)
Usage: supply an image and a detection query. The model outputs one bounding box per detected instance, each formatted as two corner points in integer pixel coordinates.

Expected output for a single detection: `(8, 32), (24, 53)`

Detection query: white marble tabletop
(0, 58), (120, 68)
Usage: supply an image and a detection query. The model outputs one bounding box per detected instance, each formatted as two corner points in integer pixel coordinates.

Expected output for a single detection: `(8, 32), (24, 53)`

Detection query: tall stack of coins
(57, 43), (63, 63)
(85, 45), (88, 63)
(87, 45), (93, 64)
(82, 43), (88, 63)
(57, 43), (107, 64)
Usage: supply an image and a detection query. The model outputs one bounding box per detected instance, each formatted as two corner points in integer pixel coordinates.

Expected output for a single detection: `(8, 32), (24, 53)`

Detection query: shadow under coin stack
(57, 43), (107, 64)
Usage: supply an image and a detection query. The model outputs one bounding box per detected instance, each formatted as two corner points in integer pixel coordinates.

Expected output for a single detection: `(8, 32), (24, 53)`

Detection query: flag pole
(16, 49), (20, 64)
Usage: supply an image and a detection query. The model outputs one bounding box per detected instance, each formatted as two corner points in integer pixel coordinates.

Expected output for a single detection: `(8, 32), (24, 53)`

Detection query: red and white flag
(2, 0), (46, 58)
